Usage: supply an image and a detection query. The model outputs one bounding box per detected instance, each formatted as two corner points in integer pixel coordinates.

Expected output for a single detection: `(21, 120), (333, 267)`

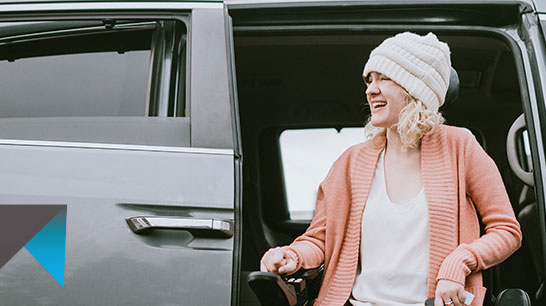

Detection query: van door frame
(515, 11), (546, 296)
(228, 3), (546, 295)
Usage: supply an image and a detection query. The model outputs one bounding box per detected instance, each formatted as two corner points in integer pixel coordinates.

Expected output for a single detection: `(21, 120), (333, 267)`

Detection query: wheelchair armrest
(290, 264), (324, 280)
(248, 265), (324, 306)
(248, 271), (297, 306)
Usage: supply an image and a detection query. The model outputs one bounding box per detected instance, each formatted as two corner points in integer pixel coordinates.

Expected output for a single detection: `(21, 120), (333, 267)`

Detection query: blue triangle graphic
(24, 208), (67, 287)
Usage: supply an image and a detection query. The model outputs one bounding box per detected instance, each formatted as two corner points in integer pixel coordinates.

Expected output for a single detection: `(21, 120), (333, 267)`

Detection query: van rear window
(279, 127), (366, 220)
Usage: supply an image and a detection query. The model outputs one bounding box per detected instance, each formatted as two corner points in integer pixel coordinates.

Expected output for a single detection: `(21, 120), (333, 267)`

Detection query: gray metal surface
(0, 0), (221, 2)
(0, 143), (235, 305)
(518, 11), (546, 291)
(225, 0), (534, 11)
(535, 0), (546, 12)
(0, 4), (236, 304)
(0, 2), (223, 11)
(0, 117), (191, 147)
(189, 8), (234, 149)
(0, 138), (233, 154)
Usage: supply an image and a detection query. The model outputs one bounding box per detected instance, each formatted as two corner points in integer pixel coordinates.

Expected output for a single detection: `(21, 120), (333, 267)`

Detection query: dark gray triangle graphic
(0, 205), (65, 269)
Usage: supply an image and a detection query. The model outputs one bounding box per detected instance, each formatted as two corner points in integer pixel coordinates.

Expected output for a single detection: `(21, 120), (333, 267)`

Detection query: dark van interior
(231, 5), (544, 306)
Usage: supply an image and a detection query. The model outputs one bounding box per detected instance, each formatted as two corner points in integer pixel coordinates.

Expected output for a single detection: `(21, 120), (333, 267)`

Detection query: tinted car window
(0, 21), (190, 147)
(0, 22), (152, 118)
(0, 51), (149, 117)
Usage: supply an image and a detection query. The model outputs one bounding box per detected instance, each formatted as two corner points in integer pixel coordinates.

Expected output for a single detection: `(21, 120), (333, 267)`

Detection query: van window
(0, 51), (150, 118)
(0, 21), (155, 118)
(279, 127), (366, 220)
(0, 20), (189, 147)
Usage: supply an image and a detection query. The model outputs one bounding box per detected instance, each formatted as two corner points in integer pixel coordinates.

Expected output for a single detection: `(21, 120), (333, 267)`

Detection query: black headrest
(441, 67), (459, 110)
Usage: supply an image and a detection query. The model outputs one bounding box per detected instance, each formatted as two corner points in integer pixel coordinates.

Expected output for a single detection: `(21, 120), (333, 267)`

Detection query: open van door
(0, 1), (240, 305)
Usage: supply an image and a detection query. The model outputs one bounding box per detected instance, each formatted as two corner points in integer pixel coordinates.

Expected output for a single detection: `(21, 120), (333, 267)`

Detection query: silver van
(0, 0), (545, 305)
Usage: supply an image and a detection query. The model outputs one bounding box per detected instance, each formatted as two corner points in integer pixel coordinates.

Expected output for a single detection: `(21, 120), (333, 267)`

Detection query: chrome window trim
(225, 0), (533, 11)
(0, 2), (223, 12)
(0, 139), (233, 155)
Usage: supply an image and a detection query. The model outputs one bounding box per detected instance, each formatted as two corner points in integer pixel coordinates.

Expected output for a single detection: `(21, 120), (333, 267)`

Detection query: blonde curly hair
(363, 90), (444, 150)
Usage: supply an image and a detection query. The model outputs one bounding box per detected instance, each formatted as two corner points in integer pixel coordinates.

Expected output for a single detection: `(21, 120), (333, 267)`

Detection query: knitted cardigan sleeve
(436, 134), (523, 285)
(285, 145), (355, 271)
(285, 180), (328, 271)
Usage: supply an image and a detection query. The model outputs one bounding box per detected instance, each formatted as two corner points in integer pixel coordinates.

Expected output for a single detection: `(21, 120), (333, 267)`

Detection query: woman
(260, 32), (522, 306)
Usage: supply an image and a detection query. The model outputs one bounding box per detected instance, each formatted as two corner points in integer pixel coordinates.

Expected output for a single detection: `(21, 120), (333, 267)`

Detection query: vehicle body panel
(0, 142), (235, 305)
(0, 1), (239, 306)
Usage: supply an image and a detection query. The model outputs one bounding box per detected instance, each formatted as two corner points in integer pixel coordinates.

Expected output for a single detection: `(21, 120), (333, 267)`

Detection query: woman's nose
(366, 81), (379, 96)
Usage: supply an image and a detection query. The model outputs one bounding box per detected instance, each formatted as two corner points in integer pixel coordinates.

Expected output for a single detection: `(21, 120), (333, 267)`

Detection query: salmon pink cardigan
(286, 125), (522, 306)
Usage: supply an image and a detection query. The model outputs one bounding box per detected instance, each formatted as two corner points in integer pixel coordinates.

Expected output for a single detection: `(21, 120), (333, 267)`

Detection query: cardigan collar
(349, 125), (459, 298)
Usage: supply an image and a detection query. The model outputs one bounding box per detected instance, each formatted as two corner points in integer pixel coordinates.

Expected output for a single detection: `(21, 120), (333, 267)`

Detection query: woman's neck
(383, 127), (423, 204)
(385, 127), (420, 157)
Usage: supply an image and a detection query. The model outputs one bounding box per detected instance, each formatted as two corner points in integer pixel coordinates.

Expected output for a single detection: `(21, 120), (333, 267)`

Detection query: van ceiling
(234, 33), (519, 127)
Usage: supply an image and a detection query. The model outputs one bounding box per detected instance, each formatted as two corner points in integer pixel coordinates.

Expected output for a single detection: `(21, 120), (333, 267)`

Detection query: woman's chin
(369, 120), (390, 128)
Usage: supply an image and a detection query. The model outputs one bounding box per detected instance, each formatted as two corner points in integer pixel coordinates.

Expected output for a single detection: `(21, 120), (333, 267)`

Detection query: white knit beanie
(363, 32), (451, 112)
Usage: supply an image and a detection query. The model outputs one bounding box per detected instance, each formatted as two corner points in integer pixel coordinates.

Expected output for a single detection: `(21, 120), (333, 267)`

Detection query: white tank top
(350, 151), (429, 306)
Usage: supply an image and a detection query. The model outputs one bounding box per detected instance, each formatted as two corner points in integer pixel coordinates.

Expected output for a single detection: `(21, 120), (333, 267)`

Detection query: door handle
(126, 216), (233, 238)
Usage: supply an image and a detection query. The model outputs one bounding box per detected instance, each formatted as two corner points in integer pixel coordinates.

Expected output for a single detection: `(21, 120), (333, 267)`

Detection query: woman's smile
(365, 71), (407, 128)
(370, 100), (387, 111)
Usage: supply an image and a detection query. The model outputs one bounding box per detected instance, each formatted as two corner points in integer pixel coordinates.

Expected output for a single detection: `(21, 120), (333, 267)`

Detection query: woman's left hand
(434, 279), (467, 306)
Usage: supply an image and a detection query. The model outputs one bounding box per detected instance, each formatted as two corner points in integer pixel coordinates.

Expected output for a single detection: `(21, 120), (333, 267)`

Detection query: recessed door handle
(126, 216), (233, 238)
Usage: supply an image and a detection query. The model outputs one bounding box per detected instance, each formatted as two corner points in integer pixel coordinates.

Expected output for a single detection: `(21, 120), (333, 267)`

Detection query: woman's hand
(434, 279), (467, 306)
(260, 247), (299, 275)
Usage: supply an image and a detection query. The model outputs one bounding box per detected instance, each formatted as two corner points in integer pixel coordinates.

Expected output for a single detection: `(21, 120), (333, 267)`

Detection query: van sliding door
(0, 2), (237, 306)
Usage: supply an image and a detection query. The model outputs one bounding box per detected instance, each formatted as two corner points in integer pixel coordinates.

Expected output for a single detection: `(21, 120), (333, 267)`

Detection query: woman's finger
(457, 290), (468, 305)
(260, 248), (292, 273)
(451, 293), (463, 306)
(278, 256), (297, 274)
(260, 256), (275, 273)
(260, 249), (278, 272)
(271, 249), (287, 270)
(435, 279), (466, 306)
(434, 295), (443, 306)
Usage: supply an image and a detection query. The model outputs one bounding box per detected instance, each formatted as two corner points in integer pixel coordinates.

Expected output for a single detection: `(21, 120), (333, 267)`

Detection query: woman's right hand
(260, 247), (299, 275)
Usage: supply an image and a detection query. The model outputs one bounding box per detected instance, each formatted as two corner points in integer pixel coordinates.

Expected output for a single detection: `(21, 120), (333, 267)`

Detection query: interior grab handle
(126, 216), (233, 238)
(506, 113), (534, 187)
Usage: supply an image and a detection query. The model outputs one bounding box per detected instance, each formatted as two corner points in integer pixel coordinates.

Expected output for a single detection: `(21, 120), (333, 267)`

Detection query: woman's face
(364, 71), (408, 128)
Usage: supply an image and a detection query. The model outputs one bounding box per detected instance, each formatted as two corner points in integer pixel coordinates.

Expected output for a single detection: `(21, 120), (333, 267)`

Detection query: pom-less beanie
(363, 32), (451, 112)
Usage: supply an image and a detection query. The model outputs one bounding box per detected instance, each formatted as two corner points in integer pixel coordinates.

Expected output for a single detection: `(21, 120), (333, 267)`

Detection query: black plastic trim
(230, 4), (522, 28)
